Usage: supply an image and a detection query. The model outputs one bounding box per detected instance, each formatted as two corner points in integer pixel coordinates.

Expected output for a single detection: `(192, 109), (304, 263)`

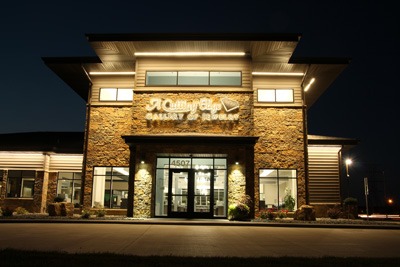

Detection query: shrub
(15, 207), (29, 215)
(277, 209), (287, 219)
(327, 206), (342, 219)
(54, 196), (65, 203)
(81, 209), (93, 219)
(2, 207), (14, 216)
(259, 209), (275, 220)
(228, 195), (252, 221)
(228, 203), (250, 221)
(95, 208), (107, 218)
(344, 197), (358, 206)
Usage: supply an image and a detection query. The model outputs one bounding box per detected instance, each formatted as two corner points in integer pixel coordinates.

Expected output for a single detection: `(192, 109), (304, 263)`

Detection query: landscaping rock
(48, 202), (74, 217)
(48, 203), (62, 216)
(293, 205), (316, 221)
(60, 202), (74, 217)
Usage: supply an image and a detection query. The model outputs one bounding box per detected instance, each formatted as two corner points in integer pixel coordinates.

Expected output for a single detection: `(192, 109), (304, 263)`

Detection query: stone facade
(131, 93), (253, 135)
(83, 90), (307, 218)
(46, 172), (58, 208)
(253, 107), (306, 212)
(83, 107), (131, 208)
(32, 171), (44, 213)
(227, 164), (246, 205)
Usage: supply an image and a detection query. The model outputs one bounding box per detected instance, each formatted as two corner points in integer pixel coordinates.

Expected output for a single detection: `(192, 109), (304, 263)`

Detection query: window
(178, 71), (209, 85)
(210, 72), (241, 86)
(146, 71), (241, 86)
(6, 170), (35, 198)
(257, 89), (294, 103)
(146, 72), (177, 85)
(57, 172), (81, 205)
(99, 88), (133, 101)
(92, 167), (129, 209)
(259, 169), (297, 211)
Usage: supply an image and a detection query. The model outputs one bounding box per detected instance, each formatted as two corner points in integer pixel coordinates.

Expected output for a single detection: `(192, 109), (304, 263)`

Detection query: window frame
(6, 170), (36, 199)
(99, 88), (134, 102)
(56, 172), (82, 205)
(258, 168), (297, 211)
(92, 166), (129, 209)
(257, 88), (294, 103)
(145, 71), (242, 87)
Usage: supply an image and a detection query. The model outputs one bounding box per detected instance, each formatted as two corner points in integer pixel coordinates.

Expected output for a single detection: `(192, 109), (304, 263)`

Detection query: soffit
(43, 34), (349, 107)
(85, 40), (300, 73)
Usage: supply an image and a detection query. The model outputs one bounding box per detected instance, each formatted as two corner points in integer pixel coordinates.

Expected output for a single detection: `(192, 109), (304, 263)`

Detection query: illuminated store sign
(145, 97), (240, 122)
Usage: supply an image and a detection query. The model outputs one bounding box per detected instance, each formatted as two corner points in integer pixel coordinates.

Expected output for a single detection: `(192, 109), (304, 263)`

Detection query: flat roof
(0, 132), (84, 153)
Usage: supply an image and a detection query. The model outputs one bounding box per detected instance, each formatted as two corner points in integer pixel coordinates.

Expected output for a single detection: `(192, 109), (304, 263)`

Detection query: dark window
(6, 170), (35, 198)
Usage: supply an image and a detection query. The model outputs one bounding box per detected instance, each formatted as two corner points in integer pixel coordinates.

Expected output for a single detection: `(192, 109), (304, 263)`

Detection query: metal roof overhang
(43, 33), (349, 107)
(308, 134), (359, 151)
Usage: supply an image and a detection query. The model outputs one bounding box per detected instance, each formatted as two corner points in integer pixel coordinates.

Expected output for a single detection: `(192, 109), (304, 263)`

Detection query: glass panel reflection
(171, 171), (188, 212)
(194, 171), (211, 213)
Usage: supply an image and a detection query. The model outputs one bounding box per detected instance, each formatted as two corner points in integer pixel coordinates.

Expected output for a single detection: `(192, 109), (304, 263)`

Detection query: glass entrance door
(169, 169), (213, 218)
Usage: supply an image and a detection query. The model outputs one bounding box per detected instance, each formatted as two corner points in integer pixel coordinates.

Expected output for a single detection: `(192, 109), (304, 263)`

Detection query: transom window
(257, 89), (294, 103)
(259, 169), (297, 212)
(99, 88), (133, 101)
(146, 71), (242, 86)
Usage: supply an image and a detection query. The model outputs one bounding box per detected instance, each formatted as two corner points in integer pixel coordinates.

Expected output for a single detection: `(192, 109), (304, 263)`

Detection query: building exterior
(0, 33), (357, 218)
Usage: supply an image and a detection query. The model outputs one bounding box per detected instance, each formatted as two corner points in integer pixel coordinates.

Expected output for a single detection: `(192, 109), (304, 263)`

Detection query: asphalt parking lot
(1, 222), (400, 258)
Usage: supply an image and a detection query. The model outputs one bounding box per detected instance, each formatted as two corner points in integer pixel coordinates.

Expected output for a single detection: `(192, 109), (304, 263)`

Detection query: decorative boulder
(48, 203), (62, 216)
(60, 202), (74, 217)
(48, 202), (74, 217)
(293, 205), (316, 221)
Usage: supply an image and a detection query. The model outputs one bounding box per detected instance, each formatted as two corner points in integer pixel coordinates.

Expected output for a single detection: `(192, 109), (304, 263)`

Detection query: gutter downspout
(81, 65), (92, 208)
(301, 64), (311, 205)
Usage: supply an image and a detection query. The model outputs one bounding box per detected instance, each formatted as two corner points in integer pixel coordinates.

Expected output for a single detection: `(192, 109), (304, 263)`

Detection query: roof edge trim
(289, 57), (351, 65)
(42, 56), (102, 64)
(85, 33), (302, 42)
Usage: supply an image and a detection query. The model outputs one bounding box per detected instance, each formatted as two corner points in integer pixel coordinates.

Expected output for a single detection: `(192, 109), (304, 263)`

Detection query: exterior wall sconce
(140, 153), (146, 164)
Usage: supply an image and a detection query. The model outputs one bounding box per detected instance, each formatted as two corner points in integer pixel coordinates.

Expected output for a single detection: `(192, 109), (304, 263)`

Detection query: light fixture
(304, 78), (315, 92)
(345, 158), (352, 177)
(344, 158), (353, 198)
(252, 72), (304, 76)
(89, 71), (136, 75)
(134, 52), (246, 57)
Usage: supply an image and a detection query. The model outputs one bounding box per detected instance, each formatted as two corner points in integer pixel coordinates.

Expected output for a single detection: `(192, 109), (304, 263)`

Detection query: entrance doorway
(169, 169), (213, 218)
(155, 156), (227, 218)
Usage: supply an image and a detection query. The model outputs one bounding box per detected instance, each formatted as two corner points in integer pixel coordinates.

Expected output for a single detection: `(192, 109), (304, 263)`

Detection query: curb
(1, 218), (400, 230)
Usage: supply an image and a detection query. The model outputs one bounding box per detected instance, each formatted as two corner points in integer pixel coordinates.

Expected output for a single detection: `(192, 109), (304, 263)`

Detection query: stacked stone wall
(131, 92), (253, 136)
(83, 106), (131, 208)
(46, 172), (58, 209)
(253, 107), (306, 212)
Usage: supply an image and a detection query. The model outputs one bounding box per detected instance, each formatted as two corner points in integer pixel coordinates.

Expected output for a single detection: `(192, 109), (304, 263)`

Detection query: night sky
(1, 1), (399, 205)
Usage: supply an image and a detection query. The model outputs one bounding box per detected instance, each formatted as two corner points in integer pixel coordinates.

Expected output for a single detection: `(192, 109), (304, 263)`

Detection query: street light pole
(345, 158), (352, 198)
